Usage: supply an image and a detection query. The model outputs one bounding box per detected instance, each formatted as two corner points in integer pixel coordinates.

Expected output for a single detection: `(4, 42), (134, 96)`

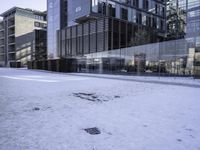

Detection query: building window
(132, 9), (136, 23)
(149, 1), (155, 13)
(92, 0), (98, 12)
(142, 13), (147, 25)
(143, 0), (149, 10)
(139, 0), (143, 9)
(155, 4), (158, 14)
(157, 18), (160, 29)
(121, 7), (128, 20)
(152, 17), (157, 28)
(108, 3), (116, 17)
(116, 4), (121, 19)
(162, 7), (165, 17)
(98, 1), (106, 15)
(146, 15), (151, 27)
(136, 12), (142, 24)
(160, 19), (164, 30)
(133, 0), (139, 8)
(128, 8), (132, 22)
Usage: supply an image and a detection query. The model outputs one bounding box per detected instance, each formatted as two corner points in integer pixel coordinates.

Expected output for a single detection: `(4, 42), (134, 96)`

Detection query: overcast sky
(0, 0), (47, 16)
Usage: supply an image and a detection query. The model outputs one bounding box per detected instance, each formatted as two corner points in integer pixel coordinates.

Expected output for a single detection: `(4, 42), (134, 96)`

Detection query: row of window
(58, 17), (164, 57)
(92, 0), (165, 30)
(34, 15), (45, 21)
(115, 0), (165, 5)
(92, 0), (166, 17)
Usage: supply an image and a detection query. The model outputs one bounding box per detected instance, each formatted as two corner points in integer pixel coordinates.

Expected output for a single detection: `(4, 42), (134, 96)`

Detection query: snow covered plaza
(0, 68), (200, 150)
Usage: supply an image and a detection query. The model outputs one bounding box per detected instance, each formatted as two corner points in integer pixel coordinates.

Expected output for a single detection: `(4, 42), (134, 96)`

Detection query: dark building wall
(58, 16), (163, 58)
(61, 0), (68, 28)
(34, 30), (47, 61)
(58, 17), (109, 57)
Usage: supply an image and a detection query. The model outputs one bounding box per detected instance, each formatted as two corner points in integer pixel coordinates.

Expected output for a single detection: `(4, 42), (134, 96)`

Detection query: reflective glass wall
(75, 39), (200, 77)
(186, 0), (200, 48)
(166, 0), (200, 50)
(47, 0), (61, 59)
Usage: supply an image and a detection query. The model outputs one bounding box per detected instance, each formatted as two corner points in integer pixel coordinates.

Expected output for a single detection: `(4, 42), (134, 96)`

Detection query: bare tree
(167, 0), (187, 40)
(128, 28), (151, 46)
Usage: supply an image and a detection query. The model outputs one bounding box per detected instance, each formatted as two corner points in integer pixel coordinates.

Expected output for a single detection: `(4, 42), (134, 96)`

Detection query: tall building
(47, 0), (167, 59)
(31, 0), (199, 77)
(0, 7), (47, 67)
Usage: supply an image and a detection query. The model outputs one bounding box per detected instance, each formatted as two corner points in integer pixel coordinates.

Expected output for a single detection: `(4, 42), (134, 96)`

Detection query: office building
(0, 7), (47, 67)
(34, 0), (199, 77)
(46, 0), (167, 59)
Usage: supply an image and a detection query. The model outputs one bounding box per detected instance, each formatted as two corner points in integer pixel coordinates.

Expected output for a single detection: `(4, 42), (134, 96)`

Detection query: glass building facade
(186, 0), (200, 49)
(167, 0), (200, 48)
(58, 17), (163, 58)
(58, 0), (167, 58)
(73, 38), (199, 77)
(47, 0), (61, 59)
(47, 0), (67, 59)
(91, 0), (166, 32)
(44, 0), (200, 77)
(67, 0), (166, 31)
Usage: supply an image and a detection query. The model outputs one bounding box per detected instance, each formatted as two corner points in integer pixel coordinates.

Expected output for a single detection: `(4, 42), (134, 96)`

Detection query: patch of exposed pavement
(72, 92), (121, 102)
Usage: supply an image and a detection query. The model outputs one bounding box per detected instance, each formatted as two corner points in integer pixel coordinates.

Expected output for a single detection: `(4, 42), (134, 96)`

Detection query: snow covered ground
(0, 68), (200, 150)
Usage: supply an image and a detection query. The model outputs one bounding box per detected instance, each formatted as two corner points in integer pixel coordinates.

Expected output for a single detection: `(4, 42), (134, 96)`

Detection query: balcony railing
(8, 29), (15, 35)
(0, 35), (4, 39)
(8, 53), (16, 61)
(8, 19), (15, 27)
(0, 47), (4, 53)
(8, 37), (15, 44)
(0, 23), (4, 30)
(0, 40), (4, 45)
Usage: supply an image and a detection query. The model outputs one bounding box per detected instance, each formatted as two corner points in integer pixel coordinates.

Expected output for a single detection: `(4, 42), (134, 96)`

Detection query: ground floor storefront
(29, 39), (200, 78)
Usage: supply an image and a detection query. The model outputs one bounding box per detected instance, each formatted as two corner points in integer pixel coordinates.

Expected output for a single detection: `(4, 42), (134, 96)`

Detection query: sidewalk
(69, 73), (200, 89)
